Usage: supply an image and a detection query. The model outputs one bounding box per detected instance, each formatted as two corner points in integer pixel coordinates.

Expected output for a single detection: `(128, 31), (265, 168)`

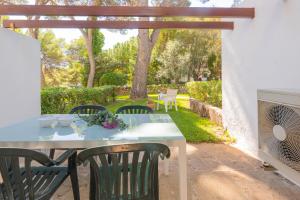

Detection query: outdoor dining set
(0, 104), (187, 200)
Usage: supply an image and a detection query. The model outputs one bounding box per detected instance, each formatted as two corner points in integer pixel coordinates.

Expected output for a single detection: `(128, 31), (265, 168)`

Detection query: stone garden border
(189, 98), (223, 126)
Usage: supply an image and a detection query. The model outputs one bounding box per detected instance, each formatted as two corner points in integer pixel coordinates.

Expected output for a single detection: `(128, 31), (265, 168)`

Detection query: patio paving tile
(54, 143), (300, 200)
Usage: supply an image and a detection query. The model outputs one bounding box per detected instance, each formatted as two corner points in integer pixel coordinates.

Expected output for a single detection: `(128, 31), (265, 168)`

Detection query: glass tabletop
(0, 114), (185, 148)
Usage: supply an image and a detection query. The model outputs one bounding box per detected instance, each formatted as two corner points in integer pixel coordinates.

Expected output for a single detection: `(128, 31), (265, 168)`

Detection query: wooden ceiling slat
(3, 20), (234, 30)
(0, 5), (255, 18)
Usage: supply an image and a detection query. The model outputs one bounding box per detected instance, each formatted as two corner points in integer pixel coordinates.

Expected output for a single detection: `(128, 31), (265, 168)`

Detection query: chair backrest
(0, 148), (53, 200)
(70, 105), (106, 114)
(77, 143), (170, 200)
(166, 89), (178, 97)
(116, 105), (153, 114)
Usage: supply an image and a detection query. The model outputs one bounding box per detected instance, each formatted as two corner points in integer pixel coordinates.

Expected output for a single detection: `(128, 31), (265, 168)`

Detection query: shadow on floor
(54, 143), (300, 200)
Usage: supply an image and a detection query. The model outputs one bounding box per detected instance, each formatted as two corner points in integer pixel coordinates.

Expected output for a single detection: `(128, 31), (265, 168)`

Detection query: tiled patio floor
(54, 143), (300, 200)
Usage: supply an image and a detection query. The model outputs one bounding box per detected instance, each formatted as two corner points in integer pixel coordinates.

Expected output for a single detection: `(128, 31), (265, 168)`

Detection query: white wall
(222, 0), (300, 155)
(0, 28), (40, 127)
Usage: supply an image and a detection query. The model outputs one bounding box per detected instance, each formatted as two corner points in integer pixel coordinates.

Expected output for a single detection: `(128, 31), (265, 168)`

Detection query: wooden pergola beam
(3, 20), (234, 30)
(0, 5), (255, 18)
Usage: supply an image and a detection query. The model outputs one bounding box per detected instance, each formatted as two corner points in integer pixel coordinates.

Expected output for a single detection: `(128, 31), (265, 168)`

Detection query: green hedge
(186, 81), (222, 108)
(41, 86), (116, 114)
(116, 84), (187, 96)
(99, 72), (127, 86)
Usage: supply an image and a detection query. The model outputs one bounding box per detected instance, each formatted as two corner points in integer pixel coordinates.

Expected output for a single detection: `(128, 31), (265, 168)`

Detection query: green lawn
(106, 94), (228, 143)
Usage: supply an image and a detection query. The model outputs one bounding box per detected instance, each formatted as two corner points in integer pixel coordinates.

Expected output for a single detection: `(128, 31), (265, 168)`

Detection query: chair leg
(90, 169), (96, 200)
(70, 168), (80, 200)
(164, 101), (168, 112)
(49, 149), (55, 159)
(175, 100), (178, 111)
(69, 153), (80, 200)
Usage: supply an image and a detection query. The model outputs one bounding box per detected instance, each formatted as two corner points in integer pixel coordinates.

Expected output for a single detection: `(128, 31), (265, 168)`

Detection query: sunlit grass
(107, 94), (226, 143)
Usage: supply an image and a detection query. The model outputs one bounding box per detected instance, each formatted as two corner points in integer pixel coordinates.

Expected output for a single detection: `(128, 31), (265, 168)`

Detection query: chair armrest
(53, 149), (77, 165)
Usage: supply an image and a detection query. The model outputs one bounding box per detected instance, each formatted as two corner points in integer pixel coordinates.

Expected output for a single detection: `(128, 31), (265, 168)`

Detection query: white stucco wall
(0, 28), (40, 127)
(222, 0), (300, 155)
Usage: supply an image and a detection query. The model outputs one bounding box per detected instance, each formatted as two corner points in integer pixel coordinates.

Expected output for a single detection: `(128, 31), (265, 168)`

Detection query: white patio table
(0, 114), (187, 200)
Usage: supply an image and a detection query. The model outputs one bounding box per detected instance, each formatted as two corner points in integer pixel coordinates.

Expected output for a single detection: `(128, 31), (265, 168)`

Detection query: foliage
(38, 30), (66, 68)
(92, 29), (105, 56)
(158, 40), (190, 83)
(35, 22), (221, 89)
(99, 72), (127, 86)
(96, 37), (137, 85)
(67, 37), (88, 64)
(147, 84), (187, 94)
(44, 64), (82, 87)
(186, 81), (222, 108)
(151, 28), (221, 82)
(66, 37), (88, 86)
(207, 52), (221, 80)
(79, 110), (128, 130)
(147, 58), (166, 84)
(41, 86), (116, 114)
(64, 30), (105, 87)
(115, 84), (187, 96)
(198, 0), (242, 6)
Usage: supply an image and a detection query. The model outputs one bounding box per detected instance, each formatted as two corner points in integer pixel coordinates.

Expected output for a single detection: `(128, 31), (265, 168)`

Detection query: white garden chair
(157, 89), (178, 112)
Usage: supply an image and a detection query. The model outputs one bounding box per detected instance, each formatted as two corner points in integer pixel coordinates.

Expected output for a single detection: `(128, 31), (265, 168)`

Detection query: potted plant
(79, 111), (127, 130)
(147, 99), (155, 110)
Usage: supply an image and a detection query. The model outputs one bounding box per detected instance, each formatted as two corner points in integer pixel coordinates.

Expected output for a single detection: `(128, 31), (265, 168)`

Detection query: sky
(12, 0), (235, 49)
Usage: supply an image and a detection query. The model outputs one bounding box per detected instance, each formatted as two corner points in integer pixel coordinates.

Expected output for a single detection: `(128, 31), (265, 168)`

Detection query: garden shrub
(99, 72), (127, 86)
(116, 84), (187, 96)
(186, 81), (222, 108)
(41, 86), (116, 114)
(147, 84), (187, 94)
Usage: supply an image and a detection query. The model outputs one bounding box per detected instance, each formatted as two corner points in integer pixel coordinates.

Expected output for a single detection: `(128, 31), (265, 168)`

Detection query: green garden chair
(116, 105), (153, 114)
(0, 148), (79, 200)
(77, 143), (170, 200)
(70, 105), (107, 114)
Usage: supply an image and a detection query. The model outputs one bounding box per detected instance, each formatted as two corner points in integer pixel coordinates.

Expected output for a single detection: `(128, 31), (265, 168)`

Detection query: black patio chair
(77, 143), (170, 200)
(0, 148), (79, 200)
(116, 105), (153, 114)
(70, 105), (107, 115)
(49, 104), (107, 159)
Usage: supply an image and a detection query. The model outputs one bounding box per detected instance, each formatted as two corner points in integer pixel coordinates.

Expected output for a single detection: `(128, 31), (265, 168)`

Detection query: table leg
(178, 140), (187, 200)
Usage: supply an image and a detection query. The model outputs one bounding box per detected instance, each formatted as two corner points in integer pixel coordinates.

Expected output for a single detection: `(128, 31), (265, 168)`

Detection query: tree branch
(150, 29), (160, 48)
(63, 0), (86, 36)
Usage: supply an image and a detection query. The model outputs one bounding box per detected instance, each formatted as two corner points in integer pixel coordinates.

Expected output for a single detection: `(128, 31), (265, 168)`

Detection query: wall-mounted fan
(266, 105), (300, 171)
(258, 89), (300, 185)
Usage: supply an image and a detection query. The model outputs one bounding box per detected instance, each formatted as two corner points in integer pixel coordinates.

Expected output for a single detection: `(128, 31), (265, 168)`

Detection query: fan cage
(258, 100), (300, 171)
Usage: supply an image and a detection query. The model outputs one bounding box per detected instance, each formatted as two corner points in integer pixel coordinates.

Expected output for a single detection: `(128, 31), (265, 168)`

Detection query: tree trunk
(131, 29), (152, 99)
(84, 29), (96, 88)
(130, 0), (160, 99)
